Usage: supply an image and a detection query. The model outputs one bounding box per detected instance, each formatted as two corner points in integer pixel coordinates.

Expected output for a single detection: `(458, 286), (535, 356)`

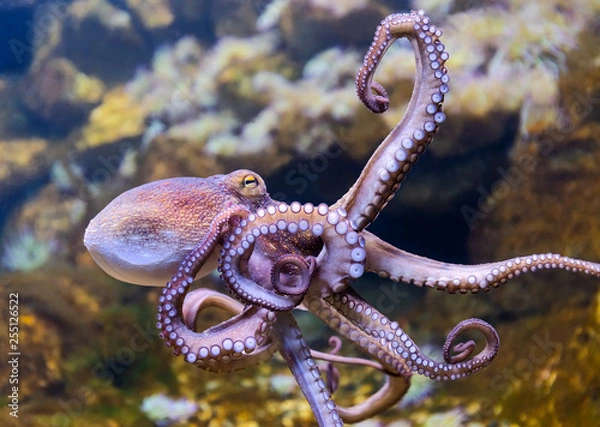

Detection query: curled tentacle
(180, 288), (278, 370)
(157, 206), (277, 371)
(328, 336), (343, 354)
(443, 318), (499, 365)
(219, 202), (367, 309)
(364, 231), (600, 293)
(182, 288), (244, 329)
(306, 290), (410, 376)
(445, 341), (476, 364)
(363, 81), (390, 113)
(336, 10), (449, 230)
(271, 254), (315, 296)
(310, 287), (499, 381)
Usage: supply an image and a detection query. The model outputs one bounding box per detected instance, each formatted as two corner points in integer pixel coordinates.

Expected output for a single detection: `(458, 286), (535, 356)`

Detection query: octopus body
(84, 10), (600, 426)
(84, 170), (272, 285)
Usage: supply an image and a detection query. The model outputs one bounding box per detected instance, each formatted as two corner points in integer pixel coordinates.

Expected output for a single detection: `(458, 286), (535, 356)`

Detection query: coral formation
(125, 32), (365, 177)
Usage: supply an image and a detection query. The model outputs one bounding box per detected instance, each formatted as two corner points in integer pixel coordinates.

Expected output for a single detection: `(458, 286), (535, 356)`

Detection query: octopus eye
(243, 175), (259, 188)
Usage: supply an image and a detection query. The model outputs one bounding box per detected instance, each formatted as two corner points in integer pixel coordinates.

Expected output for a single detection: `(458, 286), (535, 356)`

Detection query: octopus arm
(272, 311), (342, 427)
(156, 206), (280, 371)
(364, 231), (600, 293)
(336, 375), (410, 423)
(313, 287), (499, 377)
(335, 11), (449, 231)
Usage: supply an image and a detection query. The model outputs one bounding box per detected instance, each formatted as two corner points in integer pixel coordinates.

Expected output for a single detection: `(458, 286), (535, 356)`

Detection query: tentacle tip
(363, 96), (390, 114)
(367, 93), (390, 114)
(372, 102), (390, 114)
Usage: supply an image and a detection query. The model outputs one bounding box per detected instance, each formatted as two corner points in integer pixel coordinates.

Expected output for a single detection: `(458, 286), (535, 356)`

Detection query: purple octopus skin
(84, 10), (600, 426)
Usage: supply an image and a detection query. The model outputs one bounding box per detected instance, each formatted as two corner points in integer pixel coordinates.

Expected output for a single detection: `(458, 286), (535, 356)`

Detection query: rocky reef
(0, 0), (598, 426)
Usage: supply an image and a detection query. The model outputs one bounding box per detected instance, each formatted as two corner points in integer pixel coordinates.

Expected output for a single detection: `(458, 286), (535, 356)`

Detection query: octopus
(84, 11), (600, 426)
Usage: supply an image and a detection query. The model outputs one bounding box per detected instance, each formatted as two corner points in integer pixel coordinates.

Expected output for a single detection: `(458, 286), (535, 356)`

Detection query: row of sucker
(364, 236), (600, 293)
(219, 202), (367, 310)
(272, 311), (343, 427)
(308, 287), (499, 380)
(336, 10), (449, 231)
(157, 206), (277, 371)
(306, 291), (409, 376)
(179, 288), (279, 371)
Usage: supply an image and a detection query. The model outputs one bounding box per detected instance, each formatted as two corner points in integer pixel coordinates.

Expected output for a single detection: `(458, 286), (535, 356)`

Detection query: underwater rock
(211, 0), (271, 37)
(0, 267), (174, 426)
(0, 138), (49, 200)
(20, 58), (104, 132)
(76, 86), (145, 151)
(139, 132), (228, 182)
(438, 0), (597, 135)
(1, 227), (55, 273)
(124, 33), (311, 179)
(383, 288), (600, 426)
(126, 0), (174, 30)
(453, 296), (598, 426)
(275, 0), (387, 60)
(464, 19), (600, 315)
(419, 120), (600, 323)
(0, 79), (30, 138)
(417, 408), (467, 427)
(60, 0), (150, 83)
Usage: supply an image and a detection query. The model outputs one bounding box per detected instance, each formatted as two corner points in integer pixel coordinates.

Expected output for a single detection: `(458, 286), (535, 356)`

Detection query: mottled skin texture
(85, 11), (600, 427)
(84, 170), (271, 285)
